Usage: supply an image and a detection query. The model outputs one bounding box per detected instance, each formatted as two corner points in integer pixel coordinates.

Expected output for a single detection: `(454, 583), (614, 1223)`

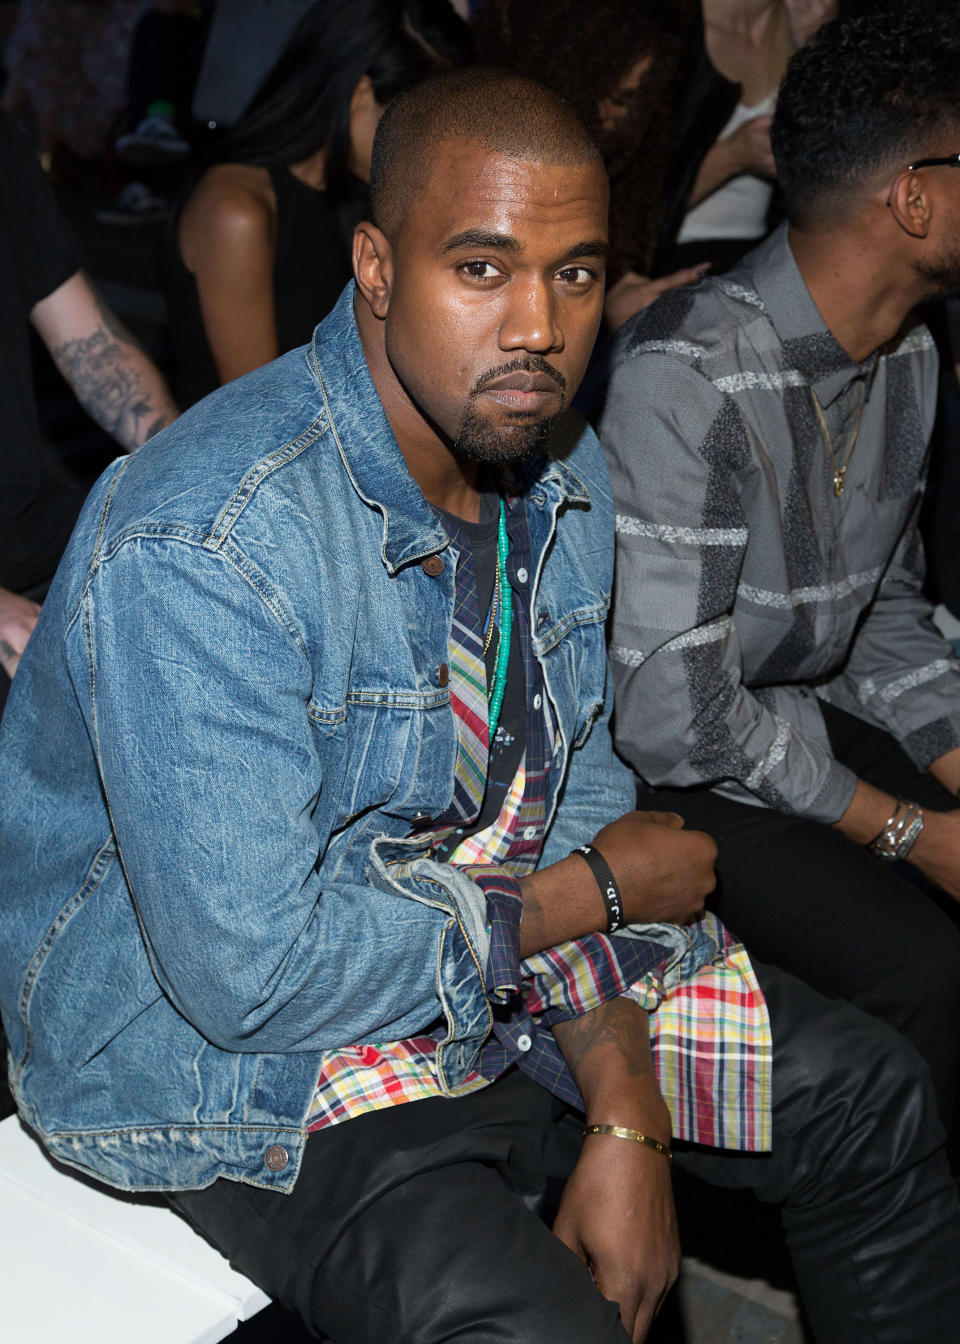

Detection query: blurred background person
(98, 1), (212, 226)
(0, 112), (177, 709)
(1, 0), (143, 170)
(475, 0), (707, 331)
(657, 0), (838, 275)
(166, 0), (472, 408)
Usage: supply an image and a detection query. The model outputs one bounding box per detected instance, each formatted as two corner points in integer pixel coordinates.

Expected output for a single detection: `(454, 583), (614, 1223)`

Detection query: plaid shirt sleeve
(455, 865), (524, 1003)
(457, 864), (676, 1014)
(497, 925), (706, 1111)
(457, 856), (681, 1099)
(463, 902), (772, 1152)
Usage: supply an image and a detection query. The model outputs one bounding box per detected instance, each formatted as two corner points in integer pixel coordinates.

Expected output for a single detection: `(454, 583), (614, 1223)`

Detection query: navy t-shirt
(0, 113), (84, 593)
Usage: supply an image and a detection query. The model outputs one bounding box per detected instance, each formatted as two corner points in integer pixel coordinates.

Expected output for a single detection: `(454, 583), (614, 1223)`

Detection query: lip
(480, 372), (559, 393)
(480, 386), (560, 412)
(477, 371), (562, 414)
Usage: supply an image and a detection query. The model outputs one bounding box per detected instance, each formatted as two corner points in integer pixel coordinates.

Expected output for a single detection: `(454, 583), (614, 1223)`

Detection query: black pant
(640, 703), (960, 1134)
(170, 964), (960, 1344)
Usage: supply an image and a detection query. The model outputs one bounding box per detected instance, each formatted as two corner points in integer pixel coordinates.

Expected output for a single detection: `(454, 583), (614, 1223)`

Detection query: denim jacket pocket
(309, 688), (455, 838)
(537, 601), (609, 749)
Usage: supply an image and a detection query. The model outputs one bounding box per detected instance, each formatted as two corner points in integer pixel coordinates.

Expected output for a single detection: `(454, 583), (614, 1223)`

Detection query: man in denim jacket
(1, 69), (959, 1343)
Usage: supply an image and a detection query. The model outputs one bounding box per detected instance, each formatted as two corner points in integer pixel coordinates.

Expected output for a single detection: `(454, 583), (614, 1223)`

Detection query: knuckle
(696, 831), (719, 862)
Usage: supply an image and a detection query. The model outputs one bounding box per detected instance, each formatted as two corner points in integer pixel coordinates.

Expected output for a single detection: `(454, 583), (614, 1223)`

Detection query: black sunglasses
(905, 154), (960, 171)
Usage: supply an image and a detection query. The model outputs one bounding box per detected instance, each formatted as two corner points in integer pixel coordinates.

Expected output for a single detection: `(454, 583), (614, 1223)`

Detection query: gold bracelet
(582, 1124), (673, 1160)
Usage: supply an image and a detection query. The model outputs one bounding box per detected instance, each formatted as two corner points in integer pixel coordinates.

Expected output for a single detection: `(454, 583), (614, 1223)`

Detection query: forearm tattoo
(554, 997), (655, 1081)
(51, 296), (172, 450)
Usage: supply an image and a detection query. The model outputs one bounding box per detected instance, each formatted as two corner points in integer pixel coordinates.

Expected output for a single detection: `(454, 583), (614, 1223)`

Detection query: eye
(556, 264), (600, 288)
(459, 260), (503, 282)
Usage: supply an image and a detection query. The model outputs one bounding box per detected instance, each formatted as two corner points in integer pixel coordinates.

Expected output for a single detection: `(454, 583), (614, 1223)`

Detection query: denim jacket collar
(309, 285), (590, 574)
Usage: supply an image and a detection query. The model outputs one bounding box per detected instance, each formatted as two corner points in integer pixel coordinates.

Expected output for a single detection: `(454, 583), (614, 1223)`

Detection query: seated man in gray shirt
(599, 0), (960, 1139)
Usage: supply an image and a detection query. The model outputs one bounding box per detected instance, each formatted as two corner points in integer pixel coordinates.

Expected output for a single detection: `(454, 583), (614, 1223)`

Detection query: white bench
(0, 1114), (270, 1344)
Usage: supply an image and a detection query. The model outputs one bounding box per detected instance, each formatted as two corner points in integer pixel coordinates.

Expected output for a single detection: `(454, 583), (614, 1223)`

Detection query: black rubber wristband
(572, 844), (624, 933)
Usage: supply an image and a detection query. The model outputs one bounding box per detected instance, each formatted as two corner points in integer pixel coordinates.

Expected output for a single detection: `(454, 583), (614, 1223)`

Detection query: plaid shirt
(308, 493), (772, 1150)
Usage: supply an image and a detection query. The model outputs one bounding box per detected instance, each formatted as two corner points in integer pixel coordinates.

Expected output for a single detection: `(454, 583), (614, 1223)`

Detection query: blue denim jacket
(0, 286), (635, 1193)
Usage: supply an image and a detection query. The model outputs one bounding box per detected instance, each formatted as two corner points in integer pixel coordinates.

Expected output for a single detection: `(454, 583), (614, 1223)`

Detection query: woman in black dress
(167, 0), (472, 407)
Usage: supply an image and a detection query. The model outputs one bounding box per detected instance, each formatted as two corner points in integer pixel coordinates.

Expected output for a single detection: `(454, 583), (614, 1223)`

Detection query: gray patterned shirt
(600, 224), (960, 823)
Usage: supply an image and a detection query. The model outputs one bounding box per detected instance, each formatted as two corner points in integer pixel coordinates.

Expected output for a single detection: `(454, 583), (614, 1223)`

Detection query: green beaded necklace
(486, 498), (512, 743)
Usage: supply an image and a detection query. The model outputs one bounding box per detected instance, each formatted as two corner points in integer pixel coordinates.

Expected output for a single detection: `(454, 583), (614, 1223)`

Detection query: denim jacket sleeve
(75, 534), (492, 1058)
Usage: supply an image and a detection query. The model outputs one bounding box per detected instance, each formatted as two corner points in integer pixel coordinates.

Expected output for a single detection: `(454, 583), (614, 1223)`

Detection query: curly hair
(773, 0), (960, 227)
(473, 0), (696, 279)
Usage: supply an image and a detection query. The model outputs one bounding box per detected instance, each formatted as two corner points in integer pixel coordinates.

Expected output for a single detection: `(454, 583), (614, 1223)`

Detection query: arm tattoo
(554, 997), (655, 1081)
(51, 294), (173, 451)
(518, 888), (546, 951)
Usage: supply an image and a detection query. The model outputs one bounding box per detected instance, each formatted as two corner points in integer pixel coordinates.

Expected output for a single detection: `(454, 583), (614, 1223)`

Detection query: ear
(887, 169), (932, 240)
(353, 220), (393, 319)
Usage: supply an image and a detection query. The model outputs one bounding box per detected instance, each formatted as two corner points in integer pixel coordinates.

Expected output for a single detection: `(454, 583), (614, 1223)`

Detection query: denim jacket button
(264, 1145), (289, 1172)
(421, 555), (444, 577)
(435, 663), (450, 687)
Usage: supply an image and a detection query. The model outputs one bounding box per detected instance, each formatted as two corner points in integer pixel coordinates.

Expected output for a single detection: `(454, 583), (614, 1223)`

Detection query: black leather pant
(640, 703), (960, 1136)
(171, 963), (960, 1343)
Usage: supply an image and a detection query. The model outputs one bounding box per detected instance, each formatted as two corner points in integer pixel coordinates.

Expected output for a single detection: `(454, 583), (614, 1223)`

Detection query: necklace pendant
(833, 469), (846, 497)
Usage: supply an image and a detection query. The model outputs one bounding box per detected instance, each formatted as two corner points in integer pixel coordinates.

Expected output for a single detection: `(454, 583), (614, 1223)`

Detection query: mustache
(470, 357), (567, 397)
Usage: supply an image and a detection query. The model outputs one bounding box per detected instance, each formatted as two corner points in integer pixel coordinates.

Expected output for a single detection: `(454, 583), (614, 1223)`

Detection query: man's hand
(591, 810), (718, 925)
(517, 811), (717, 957)
(835, 777), (960, 901)
(0, 586), (41, 679)
(907, 809), (960, 902)
(552, 999), (679, 1341)
(553, 1129), (679, 1341)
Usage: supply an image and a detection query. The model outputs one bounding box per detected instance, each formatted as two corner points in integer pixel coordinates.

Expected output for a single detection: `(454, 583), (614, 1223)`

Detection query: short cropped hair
(370, 66), (603, 237)
(772, 1), (960, 228)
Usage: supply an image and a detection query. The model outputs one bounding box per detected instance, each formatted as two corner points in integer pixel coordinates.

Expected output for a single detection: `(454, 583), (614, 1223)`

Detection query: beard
(917, 234), (960, 299)
(451, 357), (566, 465)
(452, 401), (561, 464)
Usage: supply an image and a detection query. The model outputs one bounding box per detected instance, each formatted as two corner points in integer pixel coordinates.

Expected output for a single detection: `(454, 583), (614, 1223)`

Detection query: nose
(499, 273), (563, 355)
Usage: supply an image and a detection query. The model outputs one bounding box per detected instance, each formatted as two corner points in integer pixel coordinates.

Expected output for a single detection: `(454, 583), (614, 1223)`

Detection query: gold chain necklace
(810, 382), (866, 497)
(482, 560), (501, 655)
